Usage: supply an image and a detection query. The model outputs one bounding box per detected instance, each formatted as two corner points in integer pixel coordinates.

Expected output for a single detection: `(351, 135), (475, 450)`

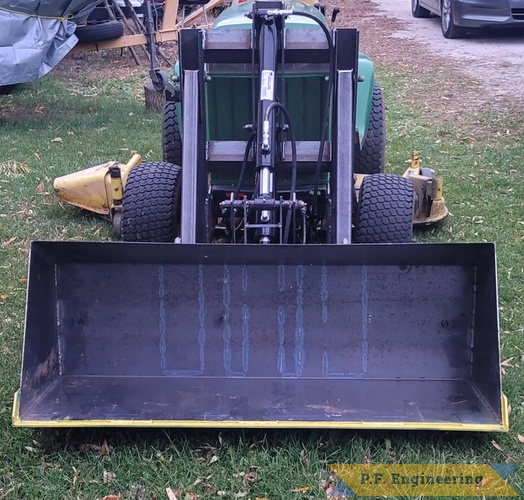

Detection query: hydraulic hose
(234, 132), (257, 200)
(263, 101), (297, 243)
(287, 10), (335, 224)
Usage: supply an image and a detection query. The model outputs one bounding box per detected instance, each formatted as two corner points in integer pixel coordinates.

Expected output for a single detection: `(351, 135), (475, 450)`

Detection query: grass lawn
(1, 40), (523, 499)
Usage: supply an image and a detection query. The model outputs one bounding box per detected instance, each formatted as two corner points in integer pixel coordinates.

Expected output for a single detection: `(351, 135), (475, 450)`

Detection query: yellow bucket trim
(12, 391), (508, 432)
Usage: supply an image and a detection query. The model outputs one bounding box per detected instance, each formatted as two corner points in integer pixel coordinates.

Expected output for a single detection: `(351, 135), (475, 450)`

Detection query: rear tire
(354, 83), (386, 175)
(441, 0), (466, 39)
(411, 0), (431, 18)
(355, 174), (414, 243)
(162, 101), (182, 165)
(121, 161), (181, 242)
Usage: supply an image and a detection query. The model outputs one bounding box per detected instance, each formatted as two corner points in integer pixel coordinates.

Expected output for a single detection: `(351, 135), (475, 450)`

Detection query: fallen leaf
(234, 493), (247, 498)
(208, 454), (219, 464)
(491, 440), (504, 451)
(203, 484), (217, 495)
(166, 488), (181, 500)
(326, 484), (350, 498)
(25, 446), (39, 453)
(291, 487), (310, 493)
(103, 470), (117, 483)
(79, 442), (111, 455)
(72, 466), (79, 487)
(517, 435), (524, 444)
(320, 472), (338, 491)
(0, 294), (8, 300)
(51, 137), (63, 143)
(501, 358), (514, 375)
(101, 496), (120, 500)
(2, 237), (16, 246)
(36, 182), (46, 192)
(363, 450), (372, 464)
(101, 440), (111, 456)
(256, 498), (270, 500)
(243, 471), (257, 484)
(0, 160), (29, 175)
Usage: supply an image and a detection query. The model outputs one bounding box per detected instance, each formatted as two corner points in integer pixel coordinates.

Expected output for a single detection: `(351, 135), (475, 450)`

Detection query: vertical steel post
(181, 69), (199, 243)
(334, 69), (354, 244)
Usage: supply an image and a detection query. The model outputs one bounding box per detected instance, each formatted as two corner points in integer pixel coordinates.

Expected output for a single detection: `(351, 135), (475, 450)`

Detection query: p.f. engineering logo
(328, 464), (518, 497)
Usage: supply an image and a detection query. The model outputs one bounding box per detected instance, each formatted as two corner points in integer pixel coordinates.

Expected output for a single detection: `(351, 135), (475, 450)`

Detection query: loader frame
(177, 3), (360, 244)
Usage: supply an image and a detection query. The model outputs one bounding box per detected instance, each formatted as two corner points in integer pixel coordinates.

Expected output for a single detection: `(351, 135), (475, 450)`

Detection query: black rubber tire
(411, 0), (431, 18)
(75, 21), (124, 43)
(121, 161), (181, 242)
(162, 101), (182, 165)
(354, 83), (386, 175)
(441, 0), (466, 39)
(355, 174), (414, 243)
(0, 85), (17, 95)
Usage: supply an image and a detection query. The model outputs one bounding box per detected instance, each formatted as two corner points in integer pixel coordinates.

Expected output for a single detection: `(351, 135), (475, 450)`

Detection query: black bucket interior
(16, 241), (503, 428)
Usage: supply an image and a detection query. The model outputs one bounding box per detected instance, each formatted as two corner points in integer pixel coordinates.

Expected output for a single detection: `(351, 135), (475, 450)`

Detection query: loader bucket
(14, 241), (507, 431)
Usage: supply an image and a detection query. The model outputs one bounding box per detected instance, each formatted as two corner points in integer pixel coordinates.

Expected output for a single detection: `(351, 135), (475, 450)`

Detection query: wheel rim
(442, 0), (452, 32)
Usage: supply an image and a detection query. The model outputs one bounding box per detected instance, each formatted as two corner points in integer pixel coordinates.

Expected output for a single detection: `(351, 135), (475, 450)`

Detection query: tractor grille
(511, 8), (524, 20)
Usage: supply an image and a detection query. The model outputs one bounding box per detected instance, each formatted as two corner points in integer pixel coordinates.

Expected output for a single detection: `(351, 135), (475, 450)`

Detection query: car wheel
(411, 0), (430, 18)
(441, 0), (466, 39)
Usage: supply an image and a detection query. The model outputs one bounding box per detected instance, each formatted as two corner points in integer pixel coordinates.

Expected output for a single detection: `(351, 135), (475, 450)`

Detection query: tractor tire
(355, 174), (414, 243)
(354, 83), (386, 175)
(162, 100), (182, 165)
(75, 21), (124, 43)
(121, 161), (181, 242)
(441, 0), (466, 39)
(411, 0), (431, 18)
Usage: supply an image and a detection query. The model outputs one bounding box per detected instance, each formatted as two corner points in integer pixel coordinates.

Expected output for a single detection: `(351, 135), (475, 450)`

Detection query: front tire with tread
(355, 174), (414, 243)
(121, 161), (181, 242)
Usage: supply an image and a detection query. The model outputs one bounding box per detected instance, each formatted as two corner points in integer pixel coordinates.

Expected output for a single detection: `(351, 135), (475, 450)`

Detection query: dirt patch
(339, 0), (524, 108)
(54, 0), (522, 118)
(56, 48), (151, 81)
(370, 0), (524, 99)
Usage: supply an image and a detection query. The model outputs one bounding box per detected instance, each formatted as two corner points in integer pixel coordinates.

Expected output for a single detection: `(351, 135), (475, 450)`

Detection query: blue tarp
(0, 0), (100, 85)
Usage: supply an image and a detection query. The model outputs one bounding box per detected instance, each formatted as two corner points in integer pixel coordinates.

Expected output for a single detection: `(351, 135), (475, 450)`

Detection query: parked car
(411, 0), (524, 38)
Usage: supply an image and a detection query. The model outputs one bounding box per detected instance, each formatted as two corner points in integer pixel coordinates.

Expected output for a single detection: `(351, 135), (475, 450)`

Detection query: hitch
(145, 0), (168, 91)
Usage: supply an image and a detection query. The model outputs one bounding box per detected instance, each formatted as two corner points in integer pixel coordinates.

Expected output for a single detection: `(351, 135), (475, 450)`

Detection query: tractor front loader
(14, 0), (507, 431)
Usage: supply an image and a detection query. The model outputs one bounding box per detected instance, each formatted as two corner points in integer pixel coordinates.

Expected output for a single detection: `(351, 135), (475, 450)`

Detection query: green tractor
(15, 0), (506, 432)
(122, 0), (427, 244)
